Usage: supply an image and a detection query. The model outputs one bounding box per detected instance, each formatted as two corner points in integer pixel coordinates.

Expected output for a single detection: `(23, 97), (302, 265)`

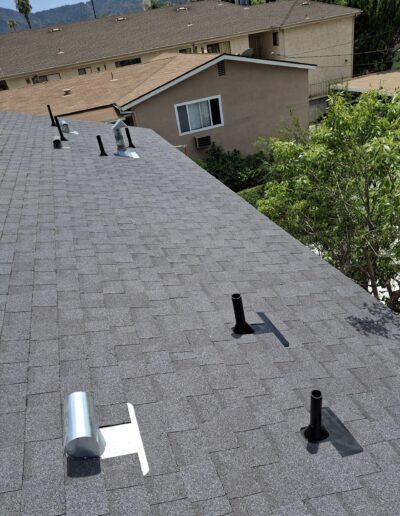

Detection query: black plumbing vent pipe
(96, 135), (108, 157)
(55, 116), (68, 141)
(304, 390), (329, 443)
(47, 104), (57, 127)
(53, 137), (62, 149)
(125, 127), (135, 148)
(232, 293), (254, 335)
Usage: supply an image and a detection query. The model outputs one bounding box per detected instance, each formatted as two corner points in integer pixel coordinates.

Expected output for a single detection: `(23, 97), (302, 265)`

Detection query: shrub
(200, 143), (267, 192)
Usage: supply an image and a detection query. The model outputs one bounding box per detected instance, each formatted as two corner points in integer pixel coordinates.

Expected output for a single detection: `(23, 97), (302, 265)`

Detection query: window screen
(177, 106), (190, 133)
(210, 98), (221, 125)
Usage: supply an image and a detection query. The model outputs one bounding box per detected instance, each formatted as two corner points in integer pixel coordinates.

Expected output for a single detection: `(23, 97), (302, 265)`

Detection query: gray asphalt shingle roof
(0, 111), (399, 515)
(0, 0), (360, 79)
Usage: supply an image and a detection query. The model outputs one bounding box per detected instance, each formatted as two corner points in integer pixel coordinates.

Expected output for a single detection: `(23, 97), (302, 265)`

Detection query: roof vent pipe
(53, 137), (62, 149)
(47, 104), (56, 127)
(231, 293), (254, 335)
(113, 119), (128, 152)
(64, 391), (105, 459)
(55, 116), (68, 141)
(96, 135), (108, 156)
(304, 390), (329, 443)
(60, 120), (69, 133)
(125, 127), (135, 148)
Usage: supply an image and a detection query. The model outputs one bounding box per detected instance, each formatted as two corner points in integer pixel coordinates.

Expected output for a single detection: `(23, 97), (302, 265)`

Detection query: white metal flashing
(119, 54), (317, 110)
(100, 402), (149, 476)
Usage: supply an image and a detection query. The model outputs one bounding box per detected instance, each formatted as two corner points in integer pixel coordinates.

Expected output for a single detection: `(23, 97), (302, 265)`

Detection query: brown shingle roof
(0, 53), (218, 117)
(0, 0), (360, 79)
(0, 52), (315, 118)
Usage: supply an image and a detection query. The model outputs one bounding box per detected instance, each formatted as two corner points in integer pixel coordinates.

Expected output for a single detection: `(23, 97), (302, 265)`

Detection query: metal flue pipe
(96, 135), (108, 156)
(47, 104), (56, 127)
(304, 390), (329, 442)
(125, 127), (135, 148)
(232, 293), (254, 335)
(55, 116), (68, 142)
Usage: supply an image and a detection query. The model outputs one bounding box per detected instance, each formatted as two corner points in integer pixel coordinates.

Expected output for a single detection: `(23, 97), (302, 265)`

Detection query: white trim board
(119, 54), (317, 110)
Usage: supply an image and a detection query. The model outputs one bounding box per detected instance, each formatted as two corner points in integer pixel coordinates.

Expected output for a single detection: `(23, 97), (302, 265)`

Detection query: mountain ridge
(0, 0), (156, 33)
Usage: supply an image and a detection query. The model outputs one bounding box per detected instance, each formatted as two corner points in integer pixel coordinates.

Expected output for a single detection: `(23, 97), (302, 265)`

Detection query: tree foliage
(199, 144), (267, 192)
(321, 0), (400, 72)
(239, 185), (265, 208)
(7, 19), (17, 31)
(256, 91), (400, 311)
(350, 0), (400, 73)
(15, 0), (31, 29)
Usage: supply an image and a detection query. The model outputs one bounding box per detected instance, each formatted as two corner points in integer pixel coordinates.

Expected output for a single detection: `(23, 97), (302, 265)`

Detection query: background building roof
(0, 0), (360, 79)
(0, 53), (315, 118)
(334, 70), (400, 96)
(0, 53), (216, 117)
(0, 111), (399, 514)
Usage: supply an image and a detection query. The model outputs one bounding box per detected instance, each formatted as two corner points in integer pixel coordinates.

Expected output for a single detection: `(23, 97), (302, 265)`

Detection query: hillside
(0, 0), (152, 33)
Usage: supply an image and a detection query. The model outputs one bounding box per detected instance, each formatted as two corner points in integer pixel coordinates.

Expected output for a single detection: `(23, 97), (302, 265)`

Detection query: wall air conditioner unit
(194, 135), (211, 149)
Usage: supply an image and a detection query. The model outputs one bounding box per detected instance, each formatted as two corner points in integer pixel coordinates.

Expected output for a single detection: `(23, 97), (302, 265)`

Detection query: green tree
(256, 91), (400, 312)
(200, 143), (267, 192)
(320, 0), (400, 72)
(148, 0), (172, 9)
(7, 19), (18, 31)
(349, 0), (400, 73)
(90, 0), (97, 18)
(15, 0), (32, 29)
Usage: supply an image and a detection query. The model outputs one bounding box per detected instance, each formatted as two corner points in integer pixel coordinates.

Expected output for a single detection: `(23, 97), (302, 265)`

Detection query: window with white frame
(175, 96), (223, 135)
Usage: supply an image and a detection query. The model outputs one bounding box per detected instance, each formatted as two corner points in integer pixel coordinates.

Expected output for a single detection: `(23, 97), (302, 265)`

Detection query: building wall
(283, 16), (355, 97)
(2, 35), (249, 91)
(229, 34), (250, 55)
(132, 60), (309, 157)
(249, 30), (284, 60)
(248, 16), (355, 98)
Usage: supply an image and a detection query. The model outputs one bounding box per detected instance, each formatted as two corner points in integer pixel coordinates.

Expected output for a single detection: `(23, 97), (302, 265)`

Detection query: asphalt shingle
(0, 1), (359, 79)
(0, 112), (399, 515)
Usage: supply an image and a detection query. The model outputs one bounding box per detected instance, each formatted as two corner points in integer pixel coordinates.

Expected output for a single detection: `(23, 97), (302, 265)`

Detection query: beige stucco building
(128, 57), (312, 156)
(0, 53), (315, 156)
(0, 0), (359, 98)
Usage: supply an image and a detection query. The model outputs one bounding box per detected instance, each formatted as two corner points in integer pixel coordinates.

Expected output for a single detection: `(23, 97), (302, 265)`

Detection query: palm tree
(7, 19), (18, 31)
(90, 0), (97, 18)
(15, 0), (32, 29)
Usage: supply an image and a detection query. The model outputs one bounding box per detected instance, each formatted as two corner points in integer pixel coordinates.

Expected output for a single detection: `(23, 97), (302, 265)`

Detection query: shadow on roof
(346, 302), (400, 339)
(67, 457), (101, 478)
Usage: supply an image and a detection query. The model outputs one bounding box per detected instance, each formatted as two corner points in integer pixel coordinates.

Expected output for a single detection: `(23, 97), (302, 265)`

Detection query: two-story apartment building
(0, 0), (360, 98)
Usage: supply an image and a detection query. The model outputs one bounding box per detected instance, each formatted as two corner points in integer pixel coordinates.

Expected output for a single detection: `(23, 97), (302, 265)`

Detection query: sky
(0, 0), (83, 12)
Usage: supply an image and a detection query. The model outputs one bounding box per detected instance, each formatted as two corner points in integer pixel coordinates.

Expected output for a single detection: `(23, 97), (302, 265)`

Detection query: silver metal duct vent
(60, 120), (69, 133)
(112, 120), (139, 159)
(64, 391), (105, 459)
